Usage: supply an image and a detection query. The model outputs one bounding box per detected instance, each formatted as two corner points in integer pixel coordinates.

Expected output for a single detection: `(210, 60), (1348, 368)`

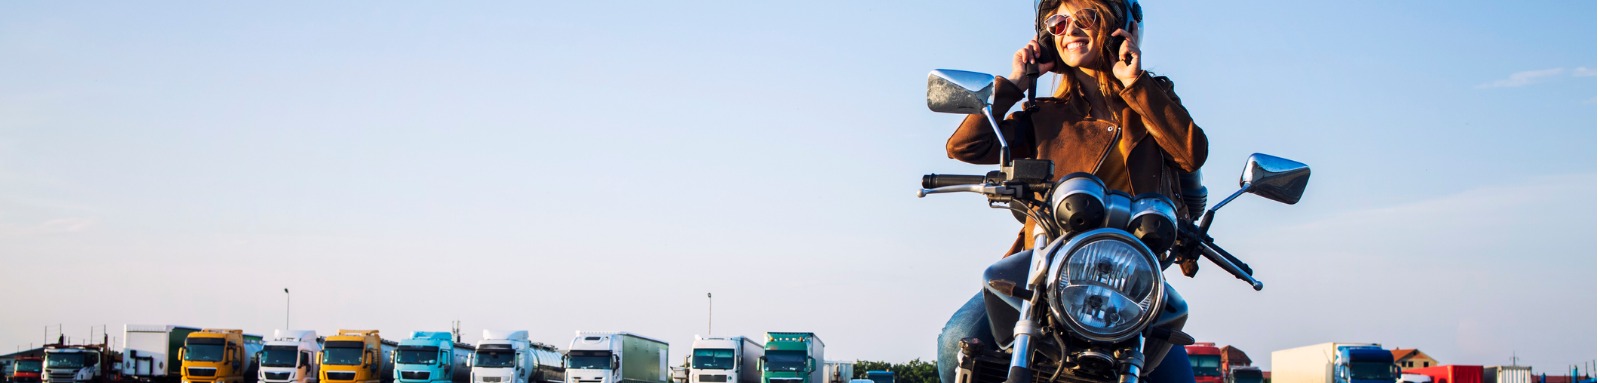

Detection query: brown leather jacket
(946, 72), (1207, 255)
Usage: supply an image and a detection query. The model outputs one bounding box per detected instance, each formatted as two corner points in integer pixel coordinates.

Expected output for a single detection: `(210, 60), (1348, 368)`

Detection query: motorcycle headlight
(1046, 228), (1165, 342)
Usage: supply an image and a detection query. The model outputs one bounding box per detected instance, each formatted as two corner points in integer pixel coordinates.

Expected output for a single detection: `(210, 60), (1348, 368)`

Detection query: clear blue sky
(1, 0), (1594, 375)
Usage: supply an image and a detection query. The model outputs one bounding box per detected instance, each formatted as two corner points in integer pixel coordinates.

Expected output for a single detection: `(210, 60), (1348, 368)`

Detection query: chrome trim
(1043, 229), (1166, 343)
(1103, 192), (1132, 229)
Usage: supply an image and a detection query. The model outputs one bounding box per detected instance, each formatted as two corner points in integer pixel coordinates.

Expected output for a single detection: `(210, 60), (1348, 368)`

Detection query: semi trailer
(1270, 343), (1396, 383)
(123, 325), (202, 383)
(180, 329), (265, 383)
(258, 330), (321, 383)
(688, 336), (760, 383)
(759, 333), (822, 383)
(566, 332), (668, 383)
(394, 332), (472, 383)
(320, 330), (396, 383)
(470, 330), (563, 383)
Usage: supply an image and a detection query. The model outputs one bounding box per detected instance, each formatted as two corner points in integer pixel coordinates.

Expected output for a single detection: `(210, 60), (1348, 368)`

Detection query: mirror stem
(1199, 182), (1251, 234)
(982, 106), (1011, 169)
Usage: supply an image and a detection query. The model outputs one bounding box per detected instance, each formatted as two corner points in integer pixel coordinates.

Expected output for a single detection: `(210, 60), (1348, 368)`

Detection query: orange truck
(180, 329), (264, 383)
(318, 330), (395, 383)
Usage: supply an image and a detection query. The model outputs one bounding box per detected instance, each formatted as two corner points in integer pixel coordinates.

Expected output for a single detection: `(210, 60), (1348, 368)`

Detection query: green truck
(759, 333), (822, 383)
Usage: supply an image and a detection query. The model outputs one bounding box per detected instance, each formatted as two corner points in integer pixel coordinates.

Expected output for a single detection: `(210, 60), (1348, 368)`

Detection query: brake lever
(917, 185), (1017, 198)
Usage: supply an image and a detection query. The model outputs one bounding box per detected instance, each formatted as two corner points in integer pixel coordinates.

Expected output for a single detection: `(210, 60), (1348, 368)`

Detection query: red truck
(10, 356), (43, 383)
(1187, 343), (1224, 383)
(1403, 365), (1484, 383)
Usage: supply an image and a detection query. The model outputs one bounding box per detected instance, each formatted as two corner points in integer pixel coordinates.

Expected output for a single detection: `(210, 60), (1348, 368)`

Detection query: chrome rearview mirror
(927, 69), (997, 114)
(1240, 153), (1310, 205)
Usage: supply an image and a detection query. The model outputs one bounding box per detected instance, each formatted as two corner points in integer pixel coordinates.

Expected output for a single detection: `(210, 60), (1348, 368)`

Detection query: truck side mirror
(806, 358), (816, 374)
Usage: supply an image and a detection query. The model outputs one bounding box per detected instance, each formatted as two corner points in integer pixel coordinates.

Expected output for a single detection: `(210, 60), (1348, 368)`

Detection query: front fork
(1003, 230), (1148, 383)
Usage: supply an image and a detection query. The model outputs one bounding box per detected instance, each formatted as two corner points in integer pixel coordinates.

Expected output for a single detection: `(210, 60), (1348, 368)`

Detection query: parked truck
(861, 371), (891, 383)
(11, 357), (43, 383)
(258, 330), (321, 383)
(1482, 366), (1532, 383)
(1270, 343), (1397, 383)
(1403, 365), (1484, 383)
(394, 332), (472, 383)
(320, 330), (396, 383)
(759, 333), (822, 383)
(123, 325), (202, 383)
(566, 332), (668, 383)
(45, 343), (122, 383)
(180, 329), (265, 383)
(1188, 343), (1225, 383)
(1228, 367), (1264, 383)
(688, 336), (761, 383)
(470, 330), (563, 383)
(819, 362), (849, 383)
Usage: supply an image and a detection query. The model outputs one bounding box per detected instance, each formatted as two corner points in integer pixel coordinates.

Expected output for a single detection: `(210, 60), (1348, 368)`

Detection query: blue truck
(393, 332), (474, 383)
(1271, 342), (1397, 383)
(863, 371), (893, 383)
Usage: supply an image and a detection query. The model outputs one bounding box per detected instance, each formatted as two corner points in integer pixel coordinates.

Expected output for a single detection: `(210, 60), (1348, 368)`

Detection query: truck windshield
(567, 351), (613, 370)
(398, 347), (441, 365)
(763, 351), (806, 372)
(1232, 370), (1262, 383)
(1349, 362), (1394, 381)
(323, 347), (364, 366)
(185, 338), (226, 362)
(17, 360), (43, 372)
(46, 353), (85, 369)
(693, 349), (735, 370)
(261, 346), (300, 368)
(867, 372), (894, 383)
(1188, 355), (1221, 377)
(476, 350), (515, 368)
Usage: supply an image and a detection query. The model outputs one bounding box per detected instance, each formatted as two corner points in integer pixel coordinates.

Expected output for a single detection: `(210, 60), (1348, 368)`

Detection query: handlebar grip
(922, 174), (987, 189)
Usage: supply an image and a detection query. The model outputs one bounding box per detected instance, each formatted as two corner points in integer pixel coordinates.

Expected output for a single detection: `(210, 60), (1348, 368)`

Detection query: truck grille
(698, 375), (728, 383)
(481, 377), (501, 383)
(402, 371), (431, 380)
(48, 373), (75, 382)
(264, 372), (292, 381)
(326, 372), (357, 381)
(188, 369), (217, 377)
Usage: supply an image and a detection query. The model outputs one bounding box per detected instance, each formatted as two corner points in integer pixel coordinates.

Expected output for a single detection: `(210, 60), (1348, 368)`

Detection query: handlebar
(1200, 243), (1263, 291)
(922, 174), (988, 188)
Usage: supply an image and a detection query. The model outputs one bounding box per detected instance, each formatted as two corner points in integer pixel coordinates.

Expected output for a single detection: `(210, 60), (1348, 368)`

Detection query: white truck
(687, 336), (761, 383)
(1482, 366), (1532, 383)
(258, 330), (321, 383)
(820, 362), (851, 383)
(566, 332), (668, 383)
(470, 331), (564, 383)
(122, 325), (202, 383)
(1270, 343), (1396, 383)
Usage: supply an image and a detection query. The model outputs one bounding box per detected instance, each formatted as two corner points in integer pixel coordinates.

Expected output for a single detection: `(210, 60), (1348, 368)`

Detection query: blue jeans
(936, 253), (1197, 383)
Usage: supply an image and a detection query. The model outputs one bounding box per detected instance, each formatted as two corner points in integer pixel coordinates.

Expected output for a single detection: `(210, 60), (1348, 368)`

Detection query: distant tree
(851, 359), (937, 383)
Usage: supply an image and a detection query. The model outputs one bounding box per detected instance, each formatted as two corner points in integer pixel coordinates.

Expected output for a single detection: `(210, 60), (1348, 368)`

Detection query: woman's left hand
(1112, 23), (1143, 87)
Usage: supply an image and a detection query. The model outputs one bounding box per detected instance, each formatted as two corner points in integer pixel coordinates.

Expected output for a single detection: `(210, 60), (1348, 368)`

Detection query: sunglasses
(1042, 9), (1102, 36)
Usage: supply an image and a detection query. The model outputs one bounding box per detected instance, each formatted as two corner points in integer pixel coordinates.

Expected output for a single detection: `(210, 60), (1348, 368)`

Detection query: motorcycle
(921, 69), (1312, 383)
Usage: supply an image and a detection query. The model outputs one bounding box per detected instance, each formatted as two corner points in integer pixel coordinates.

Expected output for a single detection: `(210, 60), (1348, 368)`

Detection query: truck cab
(689, 336), (761, 383)
(12, 357), (43, 383)
(394, 332), (472, 383)
(1226, 367), (1263, 383)
(258, 330), (320, 383)
(46, 345), (118, 383)
(759, 333), (822, 383)
(863, 371), (892, 383)
(1186, 343), (1224, 383)
(181, 329), (265, 383)
(319, 330), (395, 383)
(566, 332), (668, 383)
(1334, 346), (1397, 383)
(471, 330), (563, 383)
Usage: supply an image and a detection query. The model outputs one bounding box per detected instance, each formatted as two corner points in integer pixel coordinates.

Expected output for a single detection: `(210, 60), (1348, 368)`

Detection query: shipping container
(1403, 364), (1483, 383)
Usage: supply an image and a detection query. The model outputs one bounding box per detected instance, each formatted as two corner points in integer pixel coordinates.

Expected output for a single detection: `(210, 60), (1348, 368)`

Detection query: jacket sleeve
(946, 78), (1037, 164)
(1118, 73), (1207, 172)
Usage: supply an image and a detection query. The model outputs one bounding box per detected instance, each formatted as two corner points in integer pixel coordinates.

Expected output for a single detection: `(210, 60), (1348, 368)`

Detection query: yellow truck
(319, 330), (396, 383)
(180, 329), (265, 383)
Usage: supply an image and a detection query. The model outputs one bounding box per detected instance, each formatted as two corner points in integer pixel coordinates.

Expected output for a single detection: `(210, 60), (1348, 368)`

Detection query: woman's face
(1050, 3), (1100, 68)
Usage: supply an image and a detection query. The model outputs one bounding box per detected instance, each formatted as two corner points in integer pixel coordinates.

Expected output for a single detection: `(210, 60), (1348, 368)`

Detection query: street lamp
(284, 288), (290, 329)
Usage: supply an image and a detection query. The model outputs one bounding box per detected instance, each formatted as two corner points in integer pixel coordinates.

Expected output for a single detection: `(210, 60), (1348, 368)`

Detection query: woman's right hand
(1008, 38), (1054, 90)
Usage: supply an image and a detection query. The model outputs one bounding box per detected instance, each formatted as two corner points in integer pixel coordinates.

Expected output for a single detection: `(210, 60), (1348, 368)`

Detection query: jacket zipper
(1090, 123), (1121, 175)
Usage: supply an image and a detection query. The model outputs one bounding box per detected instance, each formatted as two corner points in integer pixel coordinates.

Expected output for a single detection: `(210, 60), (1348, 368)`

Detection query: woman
(936, 0), (1206, 382)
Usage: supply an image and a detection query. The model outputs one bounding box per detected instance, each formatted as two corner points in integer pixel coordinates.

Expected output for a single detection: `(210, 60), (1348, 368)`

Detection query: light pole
(706, 292), (712, 336)
(284, 288), (291, 329)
